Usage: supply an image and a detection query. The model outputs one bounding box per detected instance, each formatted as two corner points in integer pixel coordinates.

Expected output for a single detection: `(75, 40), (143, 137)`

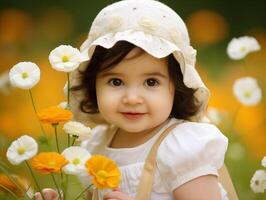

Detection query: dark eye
(145, 78), (159, 87)
(109, 78), (123, 86)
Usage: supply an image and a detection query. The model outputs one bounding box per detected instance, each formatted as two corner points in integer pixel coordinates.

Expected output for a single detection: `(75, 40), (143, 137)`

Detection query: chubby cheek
(149, 87), (175, 120)
(96, 85), (118, 122)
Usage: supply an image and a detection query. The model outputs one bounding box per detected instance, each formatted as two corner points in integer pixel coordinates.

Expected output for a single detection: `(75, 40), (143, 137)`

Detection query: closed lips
(121, 112), (145, 115)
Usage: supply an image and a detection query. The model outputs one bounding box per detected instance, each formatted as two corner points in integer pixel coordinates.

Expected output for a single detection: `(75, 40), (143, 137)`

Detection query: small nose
(122, 88), (143, 105)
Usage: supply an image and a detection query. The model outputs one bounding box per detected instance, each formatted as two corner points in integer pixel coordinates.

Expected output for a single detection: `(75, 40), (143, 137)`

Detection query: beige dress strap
(135, 122), (180, 200)
(218, 165), (239, 200)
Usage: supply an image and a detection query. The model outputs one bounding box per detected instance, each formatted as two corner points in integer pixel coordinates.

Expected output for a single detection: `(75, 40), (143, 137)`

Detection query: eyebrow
(99, 72), (167, 78)
(142, 72), (167, 78)
(98, 72), (123, 78)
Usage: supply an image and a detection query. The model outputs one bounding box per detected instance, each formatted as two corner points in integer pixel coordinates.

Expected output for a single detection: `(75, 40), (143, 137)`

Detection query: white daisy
(227, 36), (260, 60)
(262, 156), (266, 168)
(61, 146), (91, 175)
(250, 170), (266, 193)
(6, 135), (38, 165)
(233, 77), (262, 106)
(63, 121), (92, 141)
(49, 45), (82, 72)
(9, 62), (40, 90)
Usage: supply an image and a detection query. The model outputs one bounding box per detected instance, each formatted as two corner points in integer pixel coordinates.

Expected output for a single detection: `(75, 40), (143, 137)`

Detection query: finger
(104, 191), (121, 199)
(104, 199), (117, 200)
(112, 187), (121, 191)
(34, 192), (42, 200)
(34, 189), (59, 200)
(104, 190), (131, 200)
(43, 188), (59, 200)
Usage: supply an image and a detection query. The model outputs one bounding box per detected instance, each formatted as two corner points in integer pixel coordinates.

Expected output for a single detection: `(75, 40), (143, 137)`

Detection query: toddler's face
(96, 48), (175, 133)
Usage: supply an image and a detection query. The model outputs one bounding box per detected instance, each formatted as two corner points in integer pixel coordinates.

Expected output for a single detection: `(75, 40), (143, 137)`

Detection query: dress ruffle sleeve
(156, 121), (228, 191)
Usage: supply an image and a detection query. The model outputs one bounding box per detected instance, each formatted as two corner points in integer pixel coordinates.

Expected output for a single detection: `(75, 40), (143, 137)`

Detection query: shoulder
(159, 121), (228, 155)
(156, 121), (228, 190)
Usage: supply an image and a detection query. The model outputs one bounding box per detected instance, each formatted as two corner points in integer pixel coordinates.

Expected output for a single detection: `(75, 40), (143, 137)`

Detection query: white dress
(79, 118), (229, 200)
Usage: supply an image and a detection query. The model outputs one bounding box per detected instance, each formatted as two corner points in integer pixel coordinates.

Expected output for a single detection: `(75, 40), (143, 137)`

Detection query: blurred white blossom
(6, 135), (38, 165)
(262, 156), (266, 168)
(233, 77), (262, 106)
(9, 62), (40, 90)
(250, 170), (266, 193)
(227, 36), (260, 60)
(0, 71), (12, 95)
(207, 107), (223, 125)
(49, 45), (82, 72)
(63, 121), (92, 141)
(62, 146), (91, 175)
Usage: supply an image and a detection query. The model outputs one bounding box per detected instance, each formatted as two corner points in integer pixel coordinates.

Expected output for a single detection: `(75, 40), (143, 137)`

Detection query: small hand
(103, 188), (134, 200)
(34, 188), (59, 200)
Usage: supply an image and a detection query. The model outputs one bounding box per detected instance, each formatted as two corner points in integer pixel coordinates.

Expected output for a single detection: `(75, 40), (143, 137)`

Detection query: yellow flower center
(97, 170), (108, 179)
(48, 161), (56, 167)
(17, 147), (26, 155)
(244, 91), (251, 98)
(240, 46), (246, 52)
(21, 72), (28, 79)
(62, 55), (69, 63)
(72, 158), (80, 165)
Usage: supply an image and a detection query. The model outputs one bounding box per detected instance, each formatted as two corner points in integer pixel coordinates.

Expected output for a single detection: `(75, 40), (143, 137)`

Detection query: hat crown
(86, 0), (190, 48)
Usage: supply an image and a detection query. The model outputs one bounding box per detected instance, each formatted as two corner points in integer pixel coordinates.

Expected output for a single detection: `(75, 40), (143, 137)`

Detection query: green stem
(29, 89), (37, 113)
(64, 175), (69, 200)
(67, 73), (70, 110)
(25, 161), (45, 200)
(28, 89), (47, 138)
(73, 184), (93, 200)
(68, 134), (70, 147)
(60, 172), (65, 200)
(53, 124), (60, 153)
(71, 137), (76, 146)
(51, 173), (63, 200)
(0, 184), (18, 199)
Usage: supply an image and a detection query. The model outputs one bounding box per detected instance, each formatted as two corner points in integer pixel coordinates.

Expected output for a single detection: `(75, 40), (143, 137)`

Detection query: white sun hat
(71, 0), (210, 124)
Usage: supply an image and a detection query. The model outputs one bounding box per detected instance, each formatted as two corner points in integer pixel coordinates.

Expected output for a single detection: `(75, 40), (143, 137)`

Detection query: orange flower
(0, 174), (30, 197)
(86, 155), (121, 189)
(37, 106), (72, 124)
(31, 152), (68, 174)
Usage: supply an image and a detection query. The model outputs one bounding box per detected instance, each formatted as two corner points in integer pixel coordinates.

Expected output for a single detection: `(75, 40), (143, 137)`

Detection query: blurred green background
(0, 0), (266, 199)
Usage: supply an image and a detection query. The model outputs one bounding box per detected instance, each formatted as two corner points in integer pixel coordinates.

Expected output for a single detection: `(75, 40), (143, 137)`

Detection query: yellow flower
(31, 152), (69, 174)
(37, 106), (73, 125)
(0, 174), (31, 197)
(86, 155), (121, 189)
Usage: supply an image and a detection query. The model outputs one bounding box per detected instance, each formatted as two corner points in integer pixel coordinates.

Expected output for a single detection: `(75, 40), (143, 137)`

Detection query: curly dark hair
(71, 41), (201, 120)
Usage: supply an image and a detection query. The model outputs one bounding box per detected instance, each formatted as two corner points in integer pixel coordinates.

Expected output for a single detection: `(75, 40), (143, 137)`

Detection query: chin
(118, 124), (148, 133)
